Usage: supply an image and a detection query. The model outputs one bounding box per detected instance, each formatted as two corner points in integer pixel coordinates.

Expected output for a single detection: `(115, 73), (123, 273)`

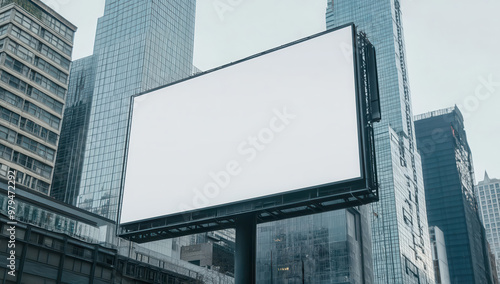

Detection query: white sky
(43, 0), (499, 183)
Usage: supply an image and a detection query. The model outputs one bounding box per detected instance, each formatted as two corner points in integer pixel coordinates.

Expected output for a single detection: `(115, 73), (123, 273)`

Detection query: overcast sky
(44, 0), (499, 183)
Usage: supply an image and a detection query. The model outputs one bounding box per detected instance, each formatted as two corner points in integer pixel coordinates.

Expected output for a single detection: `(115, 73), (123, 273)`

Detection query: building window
(0, 124), (17, 144)
(22, 101), (60, 130)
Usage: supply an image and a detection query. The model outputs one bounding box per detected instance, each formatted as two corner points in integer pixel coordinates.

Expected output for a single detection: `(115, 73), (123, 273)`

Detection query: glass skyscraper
(415, 107), (496, 283)
(51, 55), (96, 205)
(52, 0), (196, 221)
(256, 207), (373, 283)
(326, 1), (435, 283)
(476, 172), (500, 280)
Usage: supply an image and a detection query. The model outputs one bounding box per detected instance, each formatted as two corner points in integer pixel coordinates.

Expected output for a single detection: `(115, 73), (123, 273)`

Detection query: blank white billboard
(120, 25), (361, 224)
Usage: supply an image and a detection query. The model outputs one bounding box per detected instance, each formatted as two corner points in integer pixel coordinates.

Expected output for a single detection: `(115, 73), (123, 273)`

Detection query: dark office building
(0, 215), (202, 283)
(180, 242), (234, 276)
(415, 106), (496, 283)
(0, 178), (225, 283)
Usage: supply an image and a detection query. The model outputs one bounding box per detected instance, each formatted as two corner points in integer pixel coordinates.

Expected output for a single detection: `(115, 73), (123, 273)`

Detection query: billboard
(119, 24), (377, 237)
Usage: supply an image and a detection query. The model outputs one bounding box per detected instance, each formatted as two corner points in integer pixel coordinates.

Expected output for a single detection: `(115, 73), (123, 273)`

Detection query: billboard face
(120, 25), (361, 224)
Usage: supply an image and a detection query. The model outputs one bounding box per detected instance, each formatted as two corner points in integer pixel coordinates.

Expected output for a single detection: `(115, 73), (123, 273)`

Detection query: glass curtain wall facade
(0, 0), (76, 195)
(51, 55), (97, 205)
(52, 0), (196, 221)
(415, 107), (495, 283)
(476, 172), (500, 281)
(256, 207), (373, 283)
(326, 1), (434, 283)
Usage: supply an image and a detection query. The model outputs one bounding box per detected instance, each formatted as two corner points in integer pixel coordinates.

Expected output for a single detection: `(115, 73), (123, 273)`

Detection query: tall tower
(51, 55), (97, 205)
(51, 0), (196, 220)
(415, 107), (496, 283)
(476, 172), (500, 282)
(0, 0), (76, 194)
(326, 1), (434, 283)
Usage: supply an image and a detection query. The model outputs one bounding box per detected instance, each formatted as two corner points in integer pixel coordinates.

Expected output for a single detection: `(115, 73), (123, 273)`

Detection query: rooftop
(0, 0), (77, 31)
(414, 105), (463, 122)
(477, 171), (500, 185)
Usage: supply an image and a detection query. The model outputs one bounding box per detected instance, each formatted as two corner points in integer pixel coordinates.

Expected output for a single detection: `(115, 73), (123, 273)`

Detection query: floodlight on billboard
(119, 24), (378, 241)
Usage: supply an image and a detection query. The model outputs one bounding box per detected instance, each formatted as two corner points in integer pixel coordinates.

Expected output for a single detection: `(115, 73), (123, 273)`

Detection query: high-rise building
(0, 0), (76, 194)
(429, 226), (451, 284)
(256, 207), (373, 283)
(326, 1), (434, 283)
(415, 106), (496, 283)
(51, 0), (196, 221)
(51, 55), (96, 205)
(476, 172), (500, 280)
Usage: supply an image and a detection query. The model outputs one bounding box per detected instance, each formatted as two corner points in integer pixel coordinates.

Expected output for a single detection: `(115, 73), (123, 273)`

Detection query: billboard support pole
(235, 214), (257, 284)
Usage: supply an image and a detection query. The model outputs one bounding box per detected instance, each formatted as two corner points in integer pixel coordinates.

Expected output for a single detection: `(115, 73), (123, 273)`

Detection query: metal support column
(235, 214), (256, 284)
